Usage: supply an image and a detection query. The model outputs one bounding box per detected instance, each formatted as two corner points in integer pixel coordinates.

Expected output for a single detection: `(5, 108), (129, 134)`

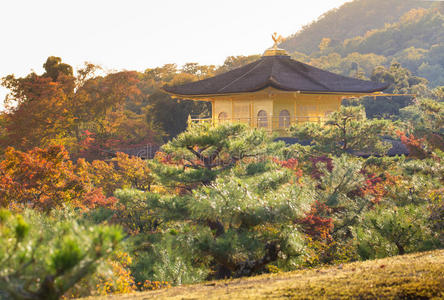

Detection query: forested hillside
(281, 0), (432, 54)
(281, 0), (444, 86)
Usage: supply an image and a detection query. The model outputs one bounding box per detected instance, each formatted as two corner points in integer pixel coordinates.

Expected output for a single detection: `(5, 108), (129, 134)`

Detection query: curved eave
(162, 86), (393, 102)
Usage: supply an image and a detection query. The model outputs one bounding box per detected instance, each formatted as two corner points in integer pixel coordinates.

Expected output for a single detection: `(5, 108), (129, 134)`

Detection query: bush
(0, 145), (116, 212)
(355, 204), (437, 259)
(0, 209), (123, 300)
(129, 229), (209, 286)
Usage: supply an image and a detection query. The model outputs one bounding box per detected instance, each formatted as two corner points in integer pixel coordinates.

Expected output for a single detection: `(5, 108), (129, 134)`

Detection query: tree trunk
(395, 241), (405, 255)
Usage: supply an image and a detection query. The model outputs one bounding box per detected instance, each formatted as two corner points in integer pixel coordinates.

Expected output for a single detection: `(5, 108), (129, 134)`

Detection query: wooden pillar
(250, 96), (254, 127)
(270, 94), (274, 131)
(211, 100), (215, 126)
(294, 94), (298, 125)
(231, 98), (234, 124)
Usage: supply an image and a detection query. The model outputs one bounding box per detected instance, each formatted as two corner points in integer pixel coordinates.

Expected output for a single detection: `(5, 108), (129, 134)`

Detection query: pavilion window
(279, 109), (290, 128)
(257, 110), (268, 128)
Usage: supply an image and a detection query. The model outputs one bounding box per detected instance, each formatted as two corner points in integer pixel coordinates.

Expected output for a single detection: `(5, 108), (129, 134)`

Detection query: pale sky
(0, 0), (352, 106)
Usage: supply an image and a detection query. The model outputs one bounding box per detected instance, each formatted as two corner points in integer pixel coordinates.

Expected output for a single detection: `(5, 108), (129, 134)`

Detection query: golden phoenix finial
(272, 32), (284, 48)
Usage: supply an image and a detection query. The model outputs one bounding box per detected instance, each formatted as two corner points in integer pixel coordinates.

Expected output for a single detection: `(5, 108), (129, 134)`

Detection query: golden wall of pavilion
(211, 88), (342, 131)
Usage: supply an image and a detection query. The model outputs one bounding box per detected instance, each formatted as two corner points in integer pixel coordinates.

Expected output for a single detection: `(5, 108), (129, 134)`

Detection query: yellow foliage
(136, 280), (171, 291)
(96, 251), (136, 295)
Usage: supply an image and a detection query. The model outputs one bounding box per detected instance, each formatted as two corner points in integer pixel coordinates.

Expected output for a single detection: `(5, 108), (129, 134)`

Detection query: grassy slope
(84, 249), (444, 299)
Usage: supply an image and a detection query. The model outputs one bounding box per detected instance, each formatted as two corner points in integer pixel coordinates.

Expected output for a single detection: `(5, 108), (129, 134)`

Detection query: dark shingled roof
(164, 55), (388, 96)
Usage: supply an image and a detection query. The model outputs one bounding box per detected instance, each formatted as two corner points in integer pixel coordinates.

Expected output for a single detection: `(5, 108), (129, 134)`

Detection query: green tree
(150, 123), (277, 189)
(291, 105), (392, 156)
(313, 155), (371, 241)
(139, 65), (210, 138)
(400, 98), (444, 152)
(0, 209), (123, 300)
(216, 55), (261, 74)
(355, 62), (429, 119)
(371, 62), (428, 95)
(355, 204), (435, 258)
(138, 160), (312, 279)
(43, 56), (74, 81)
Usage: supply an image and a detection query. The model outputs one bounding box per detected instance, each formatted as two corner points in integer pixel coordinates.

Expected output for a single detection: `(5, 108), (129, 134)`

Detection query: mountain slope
(281, 0), (432, 54)
(280, 0), (444, 86)
(337, 8), (444, 57)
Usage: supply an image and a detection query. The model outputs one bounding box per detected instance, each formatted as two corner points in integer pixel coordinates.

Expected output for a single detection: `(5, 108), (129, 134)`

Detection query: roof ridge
(217, 60), (265, 93)
(269, 57), (278, 83)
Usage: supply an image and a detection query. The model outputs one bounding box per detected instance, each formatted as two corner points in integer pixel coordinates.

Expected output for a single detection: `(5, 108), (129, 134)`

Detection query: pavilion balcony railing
(188, 115), (326, 132)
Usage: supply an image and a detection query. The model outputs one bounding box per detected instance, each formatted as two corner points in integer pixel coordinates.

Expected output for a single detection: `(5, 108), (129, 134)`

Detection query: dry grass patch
(82, 249), (444, 299)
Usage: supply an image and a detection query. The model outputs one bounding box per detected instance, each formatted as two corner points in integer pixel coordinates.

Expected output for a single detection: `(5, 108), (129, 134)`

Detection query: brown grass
(82, 249), (444, 299)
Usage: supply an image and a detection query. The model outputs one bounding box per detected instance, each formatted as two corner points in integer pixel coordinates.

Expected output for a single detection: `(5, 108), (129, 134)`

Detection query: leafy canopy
(291, 105), (392, 156)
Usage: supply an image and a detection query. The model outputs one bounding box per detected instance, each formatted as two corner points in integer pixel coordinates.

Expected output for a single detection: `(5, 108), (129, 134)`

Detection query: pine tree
(0, 209), (123, 300)
(150, 123), (277, 190)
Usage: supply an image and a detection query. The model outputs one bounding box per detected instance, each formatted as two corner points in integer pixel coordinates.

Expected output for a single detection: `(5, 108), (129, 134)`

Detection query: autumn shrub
(303, 238), (358, 267)
(137, 280), (171, 291)
(95, 251), (136, 295)
(295, 201), (333, 242)
(309, 156), (333, 180)
(295, 199), (358, 267)
(0, 145), (116, 212)
(77, 152), (154, 197)
(397, 131), (428, 158)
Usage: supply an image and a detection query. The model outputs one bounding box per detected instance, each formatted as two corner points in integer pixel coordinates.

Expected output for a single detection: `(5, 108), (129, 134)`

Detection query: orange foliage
(354, 171), (396, 205)
(400, 8), (428, 23)
(83, 188), (118, 209)
(113, 152), (153, 191)
(295, 201), (334, 241)
(1, 60), (158, 161)
(1, 74), (76, 150)
(79, 152), (154, 197)
(155, 151), (185, 166)
(0, 145), (116, 211)
(272, 157), (303, 179)
(396, 131), (427, 159)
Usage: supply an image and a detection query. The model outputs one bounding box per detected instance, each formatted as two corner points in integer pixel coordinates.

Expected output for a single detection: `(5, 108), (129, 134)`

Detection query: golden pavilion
(164, 37), (388, 132)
